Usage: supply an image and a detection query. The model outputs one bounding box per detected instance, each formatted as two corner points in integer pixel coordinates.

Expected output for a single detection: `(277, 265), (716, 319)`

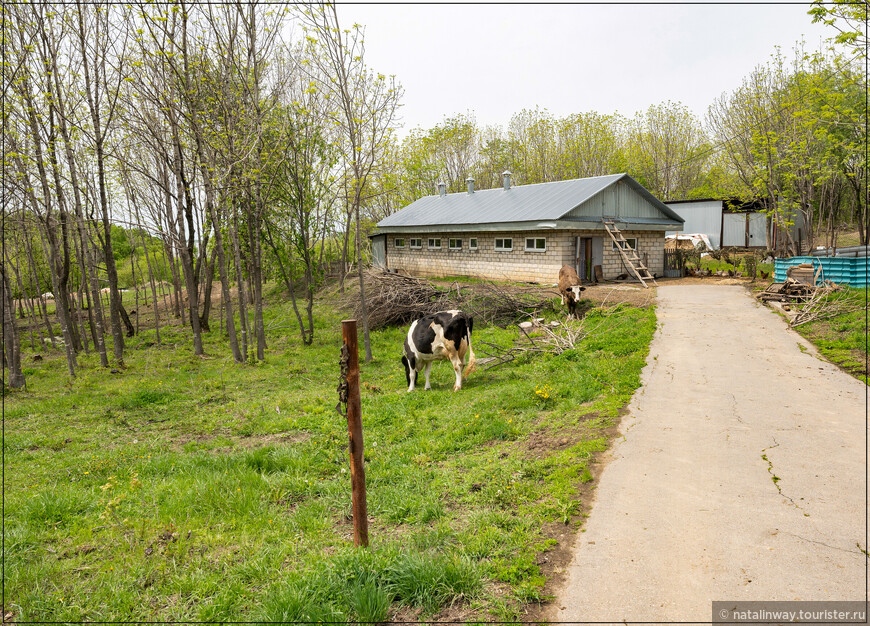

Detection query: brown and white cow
(558, 265), (586, 319)
(401, 310), (476, 392)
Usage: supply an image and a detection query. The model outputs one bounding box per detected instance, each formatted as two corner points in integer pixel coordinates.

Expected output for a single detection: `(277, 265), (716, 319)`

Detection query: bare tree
(298, 2), (403, 362)
(73, 0), (129, 364)
(1, 262), (26, 389)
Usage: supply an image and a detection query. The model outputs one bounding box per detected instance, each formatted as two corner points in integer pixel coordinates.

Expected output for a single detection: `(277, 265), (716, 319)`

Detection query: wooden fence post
(340, 319), (369, 547)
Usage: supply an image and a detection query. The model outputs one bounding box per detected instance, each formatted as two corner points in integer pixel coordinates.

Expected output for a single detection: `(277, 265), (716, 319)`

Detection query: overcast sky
(329, 2), (835, 134)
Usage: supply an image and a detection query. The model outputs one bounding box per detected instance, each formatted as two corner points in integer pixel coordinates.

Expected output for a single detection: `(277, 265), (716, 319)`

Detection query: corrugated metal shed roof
(377, 173), (684, 229)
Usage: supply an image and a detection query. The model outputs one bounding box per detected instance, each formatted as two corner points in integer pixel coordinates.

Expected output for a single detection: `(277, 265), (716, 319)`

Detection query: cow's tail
(463, 322), (477, 378)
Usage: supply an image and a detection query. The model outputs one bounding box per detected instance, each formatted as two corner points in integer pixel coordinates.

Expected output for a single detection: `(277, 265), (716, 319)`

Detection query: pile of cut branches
(790, 284), (865, 327)
(349, 270), (456, 329)
(756, 278), (865, 327)
(478, 318), (595, 369)
(349, 271), (555, 329)
(464, 282), (554, 327)
(478, 290), (634, 369)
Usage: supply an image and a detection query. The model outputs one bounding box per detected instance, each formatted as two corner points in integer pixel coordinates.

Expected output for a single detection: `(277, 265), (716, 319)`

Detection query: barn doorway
(371, 235), (386, 268)
(577, 237), (603, 283)
(580, 238), (593, 282)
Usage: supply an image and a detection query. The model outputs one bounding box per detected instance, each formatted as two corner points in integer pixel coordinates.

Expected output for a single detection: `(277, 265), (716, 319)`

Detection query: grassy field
(692, 255), (774, 276)
(791, 288), (868, 383)
(4, 285), (656, 622)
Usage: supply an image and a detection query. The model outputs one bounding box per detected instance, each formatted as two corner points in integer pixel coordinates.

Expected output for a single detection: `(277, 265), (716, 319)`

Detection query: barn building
(371, 173), (684, 284)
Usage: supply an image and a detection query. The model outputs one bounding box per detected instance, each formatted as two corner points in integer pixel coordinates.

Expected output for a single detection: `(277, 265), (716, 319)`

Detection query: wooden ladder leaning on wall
(602, 218), (658, 288)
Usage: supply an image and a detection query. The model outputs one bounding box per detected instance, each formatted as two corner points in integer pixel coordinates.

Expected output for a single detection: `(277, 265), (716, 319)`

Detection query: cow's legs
(451, 355), (463, 391)
(407, 367), (417, 392)
(423, 362), (433, 390)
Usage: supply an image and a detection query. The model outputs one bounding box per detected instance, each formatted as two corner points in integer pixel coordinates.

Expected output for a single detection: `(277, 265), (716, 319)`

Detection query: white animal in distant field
(41, 292), (54, 300)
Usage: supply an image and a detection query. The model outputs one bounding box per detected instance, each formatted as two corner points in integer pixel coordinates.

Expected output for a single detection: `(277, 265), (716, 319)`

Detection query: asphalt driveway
(549, 285), (868, 622)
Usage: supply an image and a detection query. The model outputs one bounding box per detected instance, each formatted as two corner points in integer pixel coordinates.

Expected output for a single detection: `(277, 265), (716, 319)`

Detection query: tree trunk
(6, 248), (39, 351)
(245, 194), (265, 360)
(168, 121), (203, 355)
(118, 303), (135, 337)
(353, 190), (373, 363)
(136, 207), (161, 344)
(84, 231), (109, 367)
(71, 223), (90, 354)
(35, 214), (77, 376)
(199, 244), (217, 333)
(1, 265), (26, 389)
(263, 220), (310, 344)
(230, 205), (249, 361)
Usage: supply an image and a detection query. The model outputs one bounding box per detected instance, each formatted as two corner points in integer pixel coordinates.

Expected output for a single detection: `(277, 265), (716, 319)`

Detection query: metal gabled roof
(376, 173), (683, 229)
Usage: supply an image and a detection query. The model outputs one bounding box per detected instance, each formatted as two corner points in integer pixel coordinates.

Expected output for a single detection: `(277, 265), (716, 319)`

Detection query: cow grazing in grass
(558, 265), (586, 319)
(402, 310), (476, 392)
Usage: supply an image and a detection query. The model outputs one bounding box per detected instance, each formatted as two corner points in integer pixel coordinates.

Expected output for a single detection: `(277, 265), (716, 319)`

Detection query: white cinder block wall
(385, 230), (664, 283)
(600, 231), (664, 278)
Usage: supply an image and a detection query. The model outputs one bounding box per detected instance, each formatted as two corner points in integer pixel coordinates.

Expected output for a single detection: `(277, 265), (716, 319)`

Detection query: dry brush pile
(756, 278), (866, 327)
(345, 270), (556, 329)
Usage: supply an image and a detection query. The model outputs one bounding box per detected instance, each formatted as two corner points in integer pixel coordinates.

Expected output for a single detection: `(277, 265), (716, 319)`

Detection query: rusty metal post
(341, 319), (369, 547)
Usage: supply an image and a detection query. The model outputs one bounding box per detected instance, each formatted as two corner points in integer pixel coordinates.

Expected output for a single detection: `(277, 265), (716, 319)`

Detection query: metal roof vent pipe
(503, 171), (512, 191)
(437, 181), (446, 197)
(466, 177), (475, 194)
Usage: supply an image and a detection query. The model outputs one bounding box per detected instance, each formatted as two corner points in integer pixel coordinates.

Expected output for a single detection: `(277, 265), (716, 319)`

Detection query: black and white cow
(401, 310), (476, 392)
(558, 265), (586, 319)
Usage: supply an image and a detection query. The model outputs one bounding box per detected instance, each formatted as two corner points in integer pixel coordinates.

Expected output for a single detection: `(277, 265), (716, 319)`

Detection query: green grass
(4, 286), (656, 621)
(690, 256), (774, 276)
(792, 288), (868, 383)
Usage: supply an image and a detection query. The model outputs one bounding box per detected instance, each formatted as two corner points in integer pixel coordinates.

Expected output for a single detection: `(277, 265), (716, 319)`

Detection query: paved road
(549, 285), (867, 623)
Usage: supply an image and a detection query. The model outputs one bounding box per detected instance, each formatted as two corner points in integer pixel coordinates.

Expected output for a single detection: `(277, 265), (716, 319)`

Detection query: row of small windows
(394, 237), (546, 252)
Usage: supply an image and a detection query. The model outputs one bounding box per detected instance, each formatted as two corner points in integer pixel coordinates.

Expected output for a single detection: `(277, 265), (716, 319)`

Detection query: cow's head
(568, 285), (586, 302)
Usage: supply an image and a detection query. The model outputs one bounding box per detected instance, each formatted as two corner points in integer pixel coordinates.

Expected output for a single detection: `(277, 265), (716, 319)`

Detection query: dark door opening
(581, 237), (593, 282)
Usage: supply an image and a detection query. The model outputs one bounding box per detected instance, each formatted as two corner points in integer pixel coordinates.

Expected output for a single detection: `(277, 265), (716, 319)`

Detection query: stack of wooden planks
(756, 279), (818, 303)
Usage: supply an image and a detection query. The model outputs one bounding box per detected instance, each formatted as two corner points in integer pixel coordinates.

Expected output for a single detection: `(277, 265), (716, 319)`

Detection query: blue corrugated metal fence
(774, 256), (868, 287)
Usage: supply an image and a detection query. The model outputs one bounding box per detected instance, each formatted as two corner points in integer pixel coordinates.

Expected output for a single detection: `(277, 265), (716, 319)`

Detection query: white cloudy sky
(328, 2), (834, 133)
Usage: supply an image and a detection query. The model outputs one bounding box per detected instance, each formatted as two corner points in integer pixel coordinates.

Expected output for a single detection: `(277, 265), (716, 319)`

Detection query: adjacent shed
(372, 173), (683, 284)
(665, 198), (806, 251)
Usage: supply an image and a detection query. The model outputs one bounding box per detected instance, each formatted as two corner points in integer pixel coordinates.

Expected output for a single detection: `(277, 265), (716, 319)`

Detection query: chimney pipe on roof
(466, 178), (475, 194)
(437, 181), (446, 197)
(503, 171), (512, 191)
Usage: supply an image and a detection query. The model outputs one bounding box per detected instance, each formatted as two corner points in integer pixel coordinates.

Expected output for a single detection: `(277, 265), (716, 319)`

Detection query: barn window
(428, 238), (441, 249)
(449, 238), (462, 250)
(611, 238), (637, 251)
(525, 237), (546, 252)
(409, 238), (422, 249)
(394, 238), (405, 248)
(469, 238), (479, 250)
(494, 238), (513, 251)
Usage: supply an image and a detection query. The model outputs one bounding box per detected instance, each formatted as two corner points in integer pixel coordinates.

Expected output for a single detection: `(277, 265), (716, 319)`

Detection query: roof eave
(373, 218), (681, 235)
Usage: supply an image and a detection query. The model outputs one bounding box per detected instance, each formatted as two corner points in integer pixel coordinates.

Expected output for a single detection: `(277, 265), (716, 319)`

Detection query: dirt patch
(390, 605), (423, 622)
(233, 431), (311, 449)
(169, 430), (311, 453)
(523, 410), (604, 460)
(514, 281), (655, 309)
(656, 275), (760, 287)
(578, 283), (655, 308)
